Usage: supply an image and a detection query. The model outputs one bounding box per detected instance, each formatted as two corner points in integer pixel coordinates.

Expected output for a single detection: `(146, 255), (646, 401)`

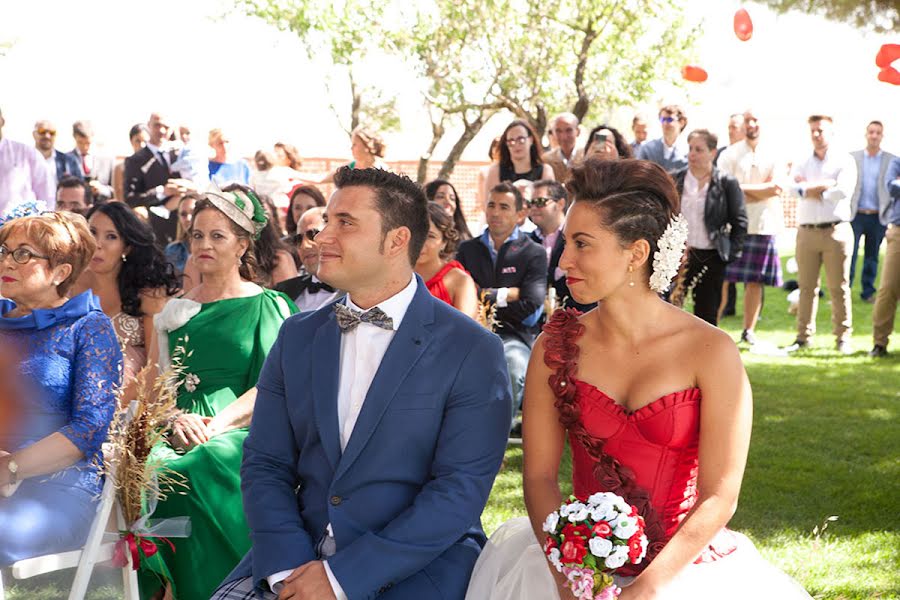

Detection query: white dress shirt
(718, 140), (784, 235)
(682, 170), (713, 249)
(0, 138), (55, 212)
(789, 150), (857, 225)
(294, 276), (342, 313)
(268, 275), (418, 599)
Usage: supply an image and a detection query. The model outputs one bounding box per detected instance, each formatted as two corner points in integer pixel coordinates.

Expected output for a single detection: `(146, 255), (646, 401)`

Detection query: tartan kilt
(725, 234), (783, 286)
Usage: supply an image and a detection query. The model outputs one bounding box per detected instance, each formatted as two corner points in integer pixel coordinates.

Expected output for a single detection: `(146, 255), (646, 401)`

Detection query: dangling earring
(121, 254), (127, 263)
(628, 264), (635, 287)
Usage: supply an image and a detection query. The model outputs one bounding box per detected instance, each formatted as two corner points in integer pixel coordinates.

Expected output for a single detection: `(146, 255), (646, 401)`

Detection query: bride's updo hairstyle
(566, 158), (680, 277)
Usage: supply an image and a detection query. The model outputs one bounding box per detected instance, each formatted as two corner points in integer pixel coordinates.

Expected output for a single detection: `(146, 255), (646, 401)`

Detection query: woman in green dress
(140, 187), (297, 599)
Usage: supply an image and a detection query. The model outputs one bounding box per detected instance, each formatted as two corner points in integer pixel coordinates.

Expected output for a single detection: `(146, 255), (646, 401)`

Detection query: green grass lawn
(4, 252), (898, 599)
(485, 250), (900, 600)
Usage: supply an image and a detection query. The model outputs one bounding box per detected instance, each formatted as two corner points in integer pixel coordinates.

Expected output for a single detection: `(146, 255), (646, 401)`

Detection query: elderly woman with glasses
(483, 120), (555, 202)
(0, 210), (122, 565)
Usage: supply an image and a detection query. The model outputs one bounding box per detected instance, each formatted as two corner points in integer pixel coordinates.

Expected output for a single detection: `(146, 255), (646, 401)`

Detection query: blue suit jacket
(636, 137), (688, 173)
(227, 279), (512, 599)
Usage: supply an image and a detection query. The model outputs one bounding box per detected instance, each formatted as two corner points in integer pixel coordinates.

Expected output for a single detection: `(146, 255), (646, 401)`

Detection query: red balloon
(878, 67), (900, 86)
(875, 44), (900, 68)
(681, 65), (708, 83)
(734, 8), (753, 42)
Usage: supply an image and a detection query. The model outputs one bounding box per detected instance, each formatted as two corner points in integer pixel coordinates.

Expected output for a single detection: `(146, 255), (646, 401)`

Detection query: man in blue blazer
(636, 105), (689, 173)
(213, 167), (512, 600)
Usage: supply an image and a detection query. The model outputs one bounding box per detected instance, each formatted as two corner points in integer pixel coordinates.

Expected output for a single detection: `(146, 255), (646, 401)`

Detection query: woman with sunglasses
(0, 211), (121, 566)
(416, 202), (478, 318)
(483, 120), (555, 202)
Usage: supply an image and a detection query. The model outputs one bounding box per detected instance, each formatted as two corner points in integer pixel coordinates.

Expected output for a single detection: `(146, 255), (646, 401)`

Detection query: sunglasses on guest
(291, 228), (321, 244)
(659, 116), (678, 124)
(526, 197), (557, 208)
(36, 128), (57, 136)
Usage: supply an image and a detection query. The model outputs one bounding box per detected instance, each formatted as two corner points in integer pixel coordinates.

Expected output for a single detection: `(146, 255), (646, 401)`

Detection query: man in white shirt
(275, 206), (342, 311)
(0, 107), (54, 213)
(214, 167), (511, 600)
(786, 115), (858, 354)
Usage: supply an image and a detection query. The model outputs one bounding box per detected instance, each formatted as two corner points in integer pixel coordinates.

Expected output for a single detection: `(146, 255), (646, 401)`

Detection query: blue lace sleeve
(57, 312), (122, 458)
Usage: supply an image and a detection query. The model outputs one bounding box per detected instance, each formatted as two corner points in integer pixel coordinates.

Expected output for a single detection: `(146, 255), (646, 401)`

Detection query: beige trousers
(795, 222), (853, 343)
(872, 225), (900, 347)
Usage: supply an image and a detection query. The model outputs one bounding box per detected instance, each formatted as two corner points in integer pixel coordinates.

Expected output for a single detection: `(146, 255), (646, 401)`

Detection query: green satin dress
(139, 290), (296, 600)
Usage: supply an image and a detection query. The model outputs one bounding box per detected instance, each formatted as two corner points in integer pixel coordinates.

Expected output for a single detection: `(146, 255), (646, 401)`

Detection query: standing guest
(720, 111), (785, 344)
(275, 206), (342, 310)
(541, 113), (584, 182)
(457, 182), (547, 422)
(631, 113), (649, 154)
(320, 126), (388, 184)
(477, 136), (502, 215)
(125, 113), (193, 247)
(165, 192), (200, 275)
(869, 157), (900, 357)
(74, 203), (179, 399)
(0, 211), (121, 565)
(274, 141), (302, 170)
(0, 108), (54, 213)
(208, 128), (252, 186)
(529, 179), (595, 313)
(138, 188), (296, 600)
(250, 150), (300, 199)
(33, 120), (80, 185)
(637, 104), (689, 172)
(424, 179), (472, 240)
(113, 123), (149, 201)
(672, 131), (748, 326)
(221, 184), (297, 287)
(284, 183), (327, 236)
(850, 120), (895, 303)
(484, 120), (555, 199)
(55, 176), (93, 215)
(178, 125), (191, 144)
(212, 166), (510, 600)
(716, 113), (746, 164)
(786, 115), (858, 354)
(68, 120), (115, 202)
(583, 124), (634, 161)
(416, 202), (478, 317)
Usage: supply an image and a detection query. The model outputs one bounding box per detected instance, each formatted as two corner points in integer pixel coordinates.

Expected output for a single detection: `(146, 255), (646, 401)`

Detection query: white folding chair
(1, 402), (140, 600)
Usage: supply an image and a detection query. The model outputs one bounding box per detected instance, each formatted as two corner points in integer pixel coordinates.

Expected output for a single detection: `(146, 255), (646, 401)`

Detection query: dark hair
(687, 129), (718, 151)
(86, 203), (180, 316)
(808, 114), (833, 124)
(488, 137), (501, 161)
(566, 158), (680, 279)
(426, 202), (460, 261)
(423, 179), (472, 241)
(285, 184), (327, 235)
(499, 120), (542, 174)
(533, 179), (567, 203)
(192, 197), (259, 282)
(659, 104), (687, 129)
(128, 123), (149, 141)
(333, 166), (429, 265)
(57, 175), (91, 205)
(72, 120), (93, 138)
(583, 124), (634, 159)
(259, 192), (301, 270)
(254, 150), (274, 171)
(490, 181), (525, 211)
(274, 142), (302, 169)
(867, 120), (884, 129)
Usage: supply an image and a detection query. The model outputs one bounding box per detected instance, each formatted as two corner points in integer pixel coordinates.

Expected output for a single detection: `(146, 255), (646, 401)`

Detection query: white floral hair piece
(649, 214), (688, 294)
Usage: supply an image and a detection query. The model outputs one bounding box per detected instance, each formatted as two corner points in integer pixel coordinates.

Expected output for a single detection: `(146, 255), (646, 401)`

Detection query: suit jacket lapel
(334, 284), (435, 481)
(311, 310), (342, 471)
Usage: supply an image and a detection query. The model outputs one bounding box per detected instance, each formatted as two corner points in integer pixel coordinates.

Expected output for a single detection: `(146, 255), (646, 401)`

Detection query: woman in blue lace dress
(0, 211), (122, 565)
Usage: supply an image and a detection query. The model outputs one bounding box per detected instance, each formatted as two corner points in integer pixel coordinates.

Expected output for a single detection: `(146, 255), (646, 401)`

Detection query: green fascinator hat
(203, 183), (268, 239)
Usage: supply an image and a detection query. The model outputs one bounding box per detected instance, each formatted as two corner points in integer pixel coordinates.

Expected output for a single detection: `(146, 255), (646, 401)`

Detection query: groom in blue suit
(213, 167), (512, 600)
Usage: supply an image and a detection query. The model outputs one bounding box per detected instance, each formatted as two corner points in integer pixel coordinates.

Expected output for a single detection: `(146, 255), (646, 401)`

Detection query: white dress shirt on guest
(294, 277), (342, 312)
(789, 150), (857, 225)
(267, 275), (419, 600)
(682, 170), (713, 249)
(718, 141), (784, 236)
(0, 138), (55, 213)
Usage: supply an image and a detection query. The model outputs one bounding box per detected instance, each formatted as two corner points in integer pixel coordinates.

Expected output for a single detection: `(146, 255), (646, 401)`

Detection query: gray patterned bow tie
(334, 303), (394, 332)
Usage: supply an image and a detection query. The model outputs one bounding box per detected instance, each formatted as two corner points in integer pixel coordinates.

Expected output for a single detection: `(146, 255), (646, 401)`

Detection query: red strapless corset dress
(543, 310), (737, 576)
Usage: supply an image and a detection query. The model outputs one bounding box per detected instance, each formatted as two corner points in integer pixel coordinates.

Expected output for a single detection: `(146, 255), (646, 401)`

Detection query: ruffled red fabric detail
(541, 308), (667, 576)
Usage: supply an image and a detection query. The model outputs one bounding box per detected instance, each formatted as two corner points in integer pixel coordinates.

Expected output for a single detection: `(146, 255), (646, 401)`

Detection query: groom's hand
(279, 561), (336, 600)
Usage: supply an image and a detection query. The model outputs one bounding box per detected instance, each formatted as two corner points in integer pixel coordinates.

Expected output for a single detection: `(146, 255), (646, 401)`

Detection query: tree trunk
(437, 110), (495, 180)
(417, 115), (446, 184)
(349, 74), (361, 132)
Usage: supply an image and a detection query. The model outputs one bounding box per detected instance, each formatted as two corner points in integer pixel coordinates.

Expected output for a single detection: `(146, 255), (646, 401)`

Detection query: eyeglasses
(659, 116), (677, 124)
(506, 136), (529, 146)
(0, 246), (51, 264)
(36, 128), (56, 136)
(526, 197), (556, 208)
(292, 228), (321, 244)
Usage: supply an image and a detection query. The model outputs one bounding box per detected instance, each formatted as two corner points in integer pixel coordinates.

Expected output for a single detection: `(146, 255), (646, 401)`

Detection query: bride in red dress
(466, 158), (811, 599)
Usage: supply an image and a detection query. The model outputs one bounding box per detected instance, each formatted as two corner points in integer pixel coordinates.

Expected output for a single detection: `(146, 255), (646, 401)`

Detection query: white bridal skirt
(465, 517), (813, 600)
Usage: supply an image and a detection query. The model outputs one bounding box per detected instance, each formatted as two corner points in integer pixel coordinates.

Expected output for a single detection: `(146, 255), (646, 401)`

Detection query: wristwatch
(4, 457), (18, 486)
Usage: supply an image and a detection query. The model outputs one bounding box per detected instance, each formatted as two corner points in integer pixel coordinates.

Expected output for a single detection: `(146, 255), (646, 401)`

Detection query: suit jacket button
(330, 495), (342, 506)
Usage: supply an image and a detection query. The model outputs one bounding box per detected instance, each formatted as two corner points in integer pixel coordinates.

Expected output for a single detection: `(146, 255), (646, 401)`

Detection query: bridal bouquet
(542, 493), (648, 600)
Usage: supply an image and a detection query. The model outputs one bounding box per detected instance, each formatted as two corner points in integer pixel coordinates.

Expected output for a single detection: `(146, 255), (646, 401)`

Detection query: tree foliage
(754, 0), (898, 32)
